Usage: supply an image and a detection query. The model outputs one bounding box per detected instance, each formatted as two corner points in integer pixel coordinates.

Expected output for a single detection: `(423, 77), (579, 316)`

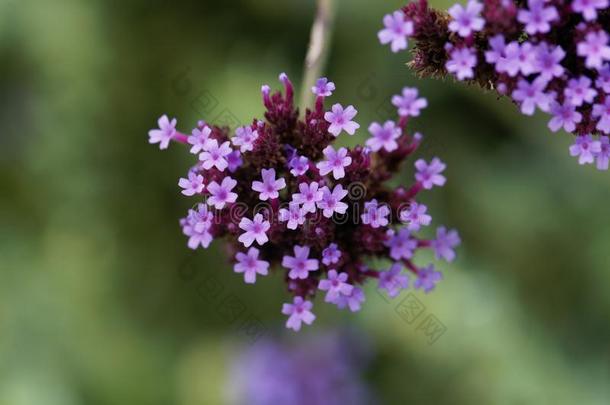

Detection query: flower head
(234, 247), (269, 284)
(431, 227), (461, 262)
(252, 168), (286, 201)
(324, 104), (360, 136)
(569, 135), (602, 165)
(318, 270), (353, 303)
(415, 157), (446, 189)
(413, 265), (442, 293)
(282, 245), (319, 280)
(232, 126), (259, 152)
(188, 125), (211, 154)
(318, 185), (349, 218)
(238, 213), (270, 247)
(378, 10), (414, 53)
(448, 0), (484, 38)
(178, 171), (205, 196)
(517, 0), (558, 35)
(312, 77), (335, 97)
(292, 182), (324, 214)
(148, 115), (177, 149)
(282, 296), (315, 331)
(199, 139), (232, 171)
(378, 263), (409, 298)
(577, 31), (610, 70)
(366, 121), (402, 152)
(392, 86), (428, 117)
(316, 146), (352, 179)
(446, 47), (477, 80)
(207, 176), (238, 209)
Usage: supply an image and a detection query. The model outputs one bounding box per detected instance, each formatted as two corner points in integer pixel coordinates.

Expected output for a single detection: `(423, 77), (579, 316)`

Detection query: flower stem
(299, 0), (337, 112)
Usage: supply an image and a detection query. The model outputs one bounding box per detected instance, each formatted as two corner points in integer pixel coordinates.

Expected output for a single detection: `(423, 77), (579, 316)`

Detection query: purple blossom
(366, 121), (402, 152)
(318, 270), (354, 303)
(596, 65), (610, 92)
(316, 145), (352, 179)
(148, 115), (177, 149)
(517, 0), (558, 35)
(497, 41), (537, 77)
(446, 46), (477, 80)
(181, 203), (214, 249)
(226, 150), (243, 172)
(548, 102), (583, 133)
(289, 155), (309, 177)
(448, 0), (484, 38)
(535, 43), (565, 80)
(378, 10), (414, 53)
(281, 296), (315, 331)
(577, 30), (610, 70)
(336, 287), (365, 312)
(207, 176), (238, 209)
(318, 185), (349, 218)
(569, 134), (602, 165)
(512, 77), (554, 115)
(485, 35), (506, 65)
(292, 182), (324, 213)
(592, 98), (610, 134)
(564, 76), (597, 107)
(391, 87), (428, 117)
(199, 139), (232, 171)
(431, 227), (461, 262)
(238, 213), (270, 247)
(415, 157), (446, 189)
(413, 265), (442, 293)
(571, 0), (608, 21)
(279, 202), (307, 230)
(232, 126), (259, 152)
(378, 263), (409, 298)
(187, 126), (211, 154)
(361, 199), (390, 228)
(252, 168), (286, 201)
(400, 202), (432, 231)
(311, 77), (335, 97)
(322, 243), (342, 266)
(324, 104), (360, 136)
(282, 245), (319, 280)
(386, 228), (417, 260)
(596, 136), (610, 170)
(234, 247), (269, 284)
(178, 171), (205, 196)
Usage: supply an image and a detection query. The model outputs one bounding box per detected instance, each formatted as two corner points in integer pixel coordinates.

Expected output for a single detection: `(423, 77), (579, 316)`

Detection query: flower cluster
(149, 73), (460, 331)
(378, 0), (610, 170)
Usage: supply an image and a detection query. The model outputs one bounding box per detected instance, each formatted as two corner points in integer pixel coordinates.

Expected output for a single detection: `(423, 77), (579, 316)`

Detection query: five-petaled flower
(282, 296), (316, 331)
(238, 213), (270, 247)
(324, 104), (360, 136)
(207, 176), (238, 209)
(252, 168), (286, 201)
(282, 245), (319, 280)
(316, 146), (352, 179)
(234, 247), (270, 284)
(148, 114), (177, 149)
(378, 10), (414, 53)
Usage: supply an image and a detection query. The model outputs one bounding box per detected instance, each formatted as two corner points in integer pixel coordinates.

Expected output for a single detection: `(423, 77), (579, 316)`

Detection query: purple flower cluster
(379, 0), (610, 170)
(148, 74), (460, 331)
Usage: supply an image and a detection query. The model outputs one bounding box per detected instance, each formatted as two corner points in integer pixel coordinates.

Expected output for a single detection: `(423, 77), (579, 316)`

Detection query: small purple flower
(378, 11), (414, 53)
(292, 182), (324, 214)
(448, 0), (485, 38)
(378, 263), (409, 298)
(178, 171), (205, 196)
(569, 134), (602, 165)
(199, 139), (232, 171)
(485, 35), (506, 65)
(282, 296), (315, 331)
(318, 270), (353, 303)
(595, 136), (610, 170)
(289, 155), (309, 177)
(181, 203), (214, 249)
(226, 150), (243, 172)
(548, 102), (583, 133)
(187, 126), (211, 154)
(413, 265), (442, 293)
(324, 104), (360, 136)
(317, 185), (349, 218)
(517, 0), (558, 35)
(336, 287), (365, 312)
(207, 176), (238, 209)
(592, 98), (610, 134)
(535, 43), (565, 80)
(497, 41), (537, 76)
(512, 77), (554, 115)
(571, 0), (608, 21)
(361, 199), (390, 228)
(595, 65), (610, 92)
(316, 146), (352, 179)
(386, 228), (417, 260)
(415, 157), (446, 189)
(234, 247), (269, 284)
(577, 30), (610, 70)
(279, 202), (307, 230)
(232, 126), (259, 152)
(431, 227), (461, 262)
(282, 245), (319, 280)
(446, 47), (477, 80)
(391, 87), (428, 117)
(311, 77), (335, 97)
(366, 121), (402, 152)
(400, 202), (432, 231)
(148, 115), (177, 149)
(238, 213), (270, 247)
(322, 243), (342, 266)
(564, 76), (597, 107)
(252, 168), (286, 201)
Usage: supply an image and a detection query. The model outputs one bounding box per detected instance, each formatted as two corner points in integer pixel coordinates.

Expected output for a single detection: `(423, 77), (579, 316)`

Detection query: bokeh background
(1, 0), (609, 404)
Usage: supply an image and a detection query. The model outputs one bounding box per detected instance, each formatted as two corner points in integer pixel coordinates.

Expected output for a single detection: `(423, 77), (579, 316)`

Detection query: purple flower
(178, 171), (205, 196)
(324, 104), (360, 136)
(400, 202), (432, 231)
(595, 136), (609, 170)
(279, 202), (307, 230)
(548, 102), (582, 133)
(386, 228), (417, 260)
(238, 213), (270, 247)
(592, 98), (610, 134)
(289, 155), (309, 177)
(148, 115), (177, 149)
(282, 296), (315, 331)
(577, 30), (610, 70)
(252, 168), (286, 201)
(378, 263), (409, 298)
(282, 245), (319, 280)
(206, 176), (237, 209)
(316, 146), (352, 179)
(361, 199), (390, 228)
(413, 265), (442, 293)
(199, 139), (232, 171)
(485, 35), (506, 65)
(234, 247), (269, 284)
(564, 76), (597, 107)
(181, 203), (214, 249)
(497, 41), (537, 77)
(232, 126), (259, 152)
(378, 11), (414, 53)
(569, 134), (602, 165)
(512, 77), (554, 115)
(318, 184), (349, 218)
(415, 157), (446, 189)
(366, 121), (402, 152)
(318, 270), (353, 303)
(392, 87), (428, 117)
(517, 0), (558, 35)
(312, 77), (335, 97)
(292, 182), (324, 213)
(571, 0), (608, 21)
(431, 227), (461, 262)
(535, 43), (565, 80)
(322, 243), (342, 266)
(187, 126), (211, 154)
(336, 287), (365, 312)
(446, 47), (477, 80)
(226, 150), (243, 172)
(448, 0), (484, 38)
(596, 65), (610, 92)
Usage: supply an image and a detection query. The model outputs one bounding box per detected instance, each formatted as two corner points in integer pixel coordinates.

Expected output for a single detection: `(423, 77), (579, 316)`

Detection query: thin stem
(299, 0), (337, 112)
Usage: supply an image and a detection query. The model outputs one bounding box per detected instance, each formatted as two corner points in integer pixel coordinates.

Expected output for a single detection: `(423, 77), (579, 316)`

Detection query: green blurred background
(1, 0), (609, 403)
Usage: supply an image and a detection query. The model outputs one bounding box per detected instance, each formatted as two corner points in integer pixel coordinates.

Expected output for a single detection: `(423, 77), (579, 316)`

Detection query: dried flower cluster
(379, 0), (610, 170)
(148, 74), (460, 331)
